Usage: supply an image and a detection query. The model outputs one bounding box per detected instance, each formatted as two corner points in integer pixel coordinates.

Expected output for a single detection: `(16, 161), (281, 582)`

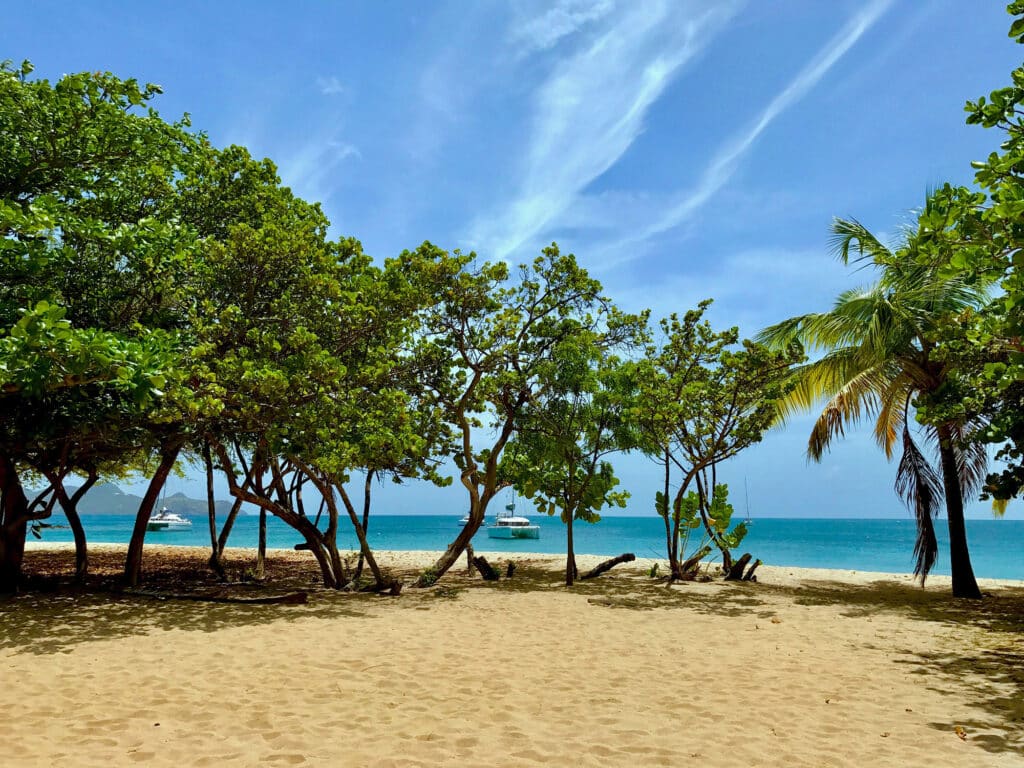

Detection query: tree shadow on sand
(431, 560), (777, 618)
(430, 564), (1024, 756)
(0, 590), (374, 656)
(784, 577), (1024, 757)
(1, 548), (381, 656)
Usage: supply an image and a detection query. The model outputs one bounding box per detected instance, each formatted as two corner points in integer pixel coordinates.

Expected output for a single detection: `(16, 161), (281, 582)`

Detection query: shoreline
(23, 540), (1024, 591)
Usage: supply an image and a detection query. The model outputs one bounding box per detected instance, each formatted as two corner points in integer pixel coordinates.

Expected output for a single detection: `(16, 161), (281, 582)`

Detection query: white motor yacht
(147, 508), (192, 531)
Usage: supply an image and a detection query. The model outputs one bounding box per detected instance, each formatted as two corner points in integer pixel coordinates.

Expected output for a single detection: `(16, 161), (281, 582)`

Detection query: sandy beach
(2, 543), (1022, 767)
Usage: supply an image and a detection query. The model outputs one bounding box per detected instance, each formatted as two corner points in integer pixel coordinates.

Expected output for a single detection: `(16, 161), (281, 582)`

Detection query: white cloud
(467, 1), (740, 260)
(610, 245), (857, 335)
(635, 0), (894, 247)
(276, 138), (361, 203)
(328, 140), (362, 161)
(509, 0), (615, 54)
(316, 76), (346, 96)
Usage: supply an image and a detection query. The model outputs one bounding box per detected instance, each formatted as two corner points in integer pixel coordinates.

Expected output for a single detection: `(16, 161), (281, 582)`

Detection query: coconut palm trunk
(935, 425), (982, 598)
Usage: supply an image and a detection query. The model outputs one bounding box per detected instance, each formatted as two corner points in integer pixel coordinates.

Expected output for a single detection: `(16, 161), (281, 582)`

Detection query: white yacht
(486, 500), (539, 539)
(147, 508), (192, 531)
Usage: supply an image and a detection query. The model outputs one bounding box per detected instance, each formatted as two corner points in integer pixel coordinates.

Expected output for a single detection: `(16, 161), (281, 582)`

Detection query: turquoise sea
(34, 513), (1024, 580)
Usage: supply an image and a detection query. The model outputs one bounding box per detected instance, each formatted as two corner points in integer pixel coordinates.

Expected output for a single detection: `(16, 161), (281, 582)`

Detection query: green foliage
(418, 567), (439, 588)
(941, 3), (1024, 504)
(637, 301), (800, 575)
(759, 202), (995, 588)
(0, 61), (199, 526)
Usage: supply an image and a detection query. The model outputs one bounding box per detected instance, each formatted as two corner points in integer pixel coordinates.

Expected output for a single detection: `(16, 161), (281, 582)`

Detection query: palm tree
(758, 214), (990, 599)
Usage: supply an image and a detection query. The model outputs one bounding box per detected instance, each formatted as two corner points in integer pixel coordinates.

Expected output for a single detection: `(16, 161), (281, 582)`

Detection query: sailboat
(486, 494), (540, 539)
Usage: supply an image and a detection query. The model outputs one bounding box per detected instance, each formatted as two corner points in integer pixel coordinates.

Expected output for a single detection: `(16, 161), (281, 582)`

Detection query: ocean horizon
(34, 513), (1024, 581)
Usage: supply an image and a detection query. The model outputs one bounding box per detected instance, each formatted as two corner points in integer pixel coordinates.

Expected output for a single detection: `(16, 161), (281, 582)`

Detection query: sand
(2, 544), (1023, 767)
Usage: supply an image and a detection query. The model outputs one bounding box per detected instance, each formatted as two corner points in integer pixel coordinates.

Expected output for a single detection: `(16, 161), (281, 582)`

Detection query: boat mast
(744, 477), (751, 523)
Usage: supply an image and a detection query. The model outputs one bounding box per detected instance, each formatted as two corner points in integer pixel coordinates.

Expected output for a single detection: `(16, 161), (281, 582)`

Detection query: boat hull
(486, 525), (540, 539)
(146, 521), (191, 531)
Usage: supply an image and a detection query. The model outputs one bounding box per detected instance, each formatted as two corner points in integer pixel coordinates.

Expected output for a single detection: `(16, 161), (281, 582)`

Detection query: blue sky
(6, 1), (1023, 519)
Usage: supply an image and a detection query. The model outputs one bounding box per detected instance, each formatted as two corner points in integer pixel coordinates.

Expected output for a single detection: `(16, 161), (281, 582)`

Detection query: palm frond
(873, 373), (914, 458)
(894, 423), (944, 582)
(923, 420), (990, 501)
(829, 218), (894, 266)
(806, 367), (887, 460)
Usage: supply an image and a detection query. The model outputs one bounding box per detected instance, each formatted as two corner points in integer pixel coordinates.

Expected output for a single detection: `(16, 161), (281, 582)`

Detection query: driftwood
(472, 556), (501, 581)
(127, 589), (308, 605)
(466, 545), (475, 574)
(724, 553), (760, 582)
(358, 579), (403, 596)
(743, 559), (761, 582)
(674, 545), (713, 580)
(580, 552), (635, 580)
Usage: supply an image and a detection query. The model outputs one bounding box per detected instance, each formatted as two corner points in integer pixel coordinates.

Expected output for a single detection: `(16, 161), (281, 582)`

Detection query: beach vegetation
(924, 1), (1024, 510)
(507, 317), (646, 586)
(758, 201), (995, 599)
(6, 5), (1024, 598)
(0, 60), (197, 591)
(636, 302), (802, 581)
(410, 244), (627, 585)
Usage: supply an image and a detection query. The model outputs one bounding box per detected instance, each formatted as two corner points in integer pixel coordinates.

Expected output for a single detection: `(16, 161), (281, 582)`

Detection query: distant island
(56, 483), (239, 517)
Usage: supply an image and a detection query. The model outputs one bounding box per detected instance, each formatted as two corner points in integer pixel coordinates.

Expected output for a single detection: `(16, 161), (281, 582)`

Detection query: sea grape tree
(405, 243), (627, 584)
(638, 302), (801, 580)
(0, 61), (196, 590)
(509, 324), (646, 586)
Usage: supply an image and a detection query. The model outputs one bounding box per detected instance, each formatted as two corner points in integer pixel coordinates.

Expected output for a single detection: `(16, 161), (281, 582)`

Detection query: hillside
(59, 483), (237, 517)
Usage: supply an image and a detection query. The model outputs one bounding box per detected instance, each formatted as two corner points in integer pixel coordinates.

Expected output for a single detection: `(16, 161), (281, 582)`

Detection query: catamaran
(486, 497), (539, 539)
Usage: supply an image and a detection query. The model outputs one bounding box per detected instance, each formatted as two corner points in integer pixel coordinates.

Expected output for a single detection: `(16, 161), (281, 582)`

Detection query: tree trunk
(724, 552), (753, 581)
(936, 425), (982, 599)
(52, 470), (97, 583)
(255, 506), (267, 580)
(203, 443), (225, 580)
(420, 479), (489, 585)
(472, 556), (501, 581)
(661, 451), (676, 575)
(65, 506), (88, 582)
(335, 482), (383, 589)
(212, 442), (338, 588)
(124, 444), (181, 587)
(216, 498), (243, 557)
(0, 453), (29, 593)
(566, 512), (576, 587)
(676, 544), (712, 580)
(354, 471), (373, 581)
(743, 558), (761, 582)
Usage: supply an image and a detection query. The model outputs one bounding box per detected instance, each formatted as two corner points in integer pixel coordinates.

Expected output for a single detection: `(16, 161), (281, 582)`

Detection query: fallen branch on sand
(580, 553), (635, 580)
(472, 556), (501, 581)
(723, 553), (761, 582)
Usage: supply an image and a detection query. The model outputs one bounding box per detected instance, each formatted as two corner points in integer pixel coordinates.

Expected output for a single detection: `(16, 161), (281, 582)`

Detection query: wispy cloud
(611, 244), (855, 334)
(327, 140), (361, 161)
(316, 75), (346, 96)
(276, 138), (361, 203)
(634, 0), (894, 247)
(509, 0), (614, 55)
(467, 1), (740, 261)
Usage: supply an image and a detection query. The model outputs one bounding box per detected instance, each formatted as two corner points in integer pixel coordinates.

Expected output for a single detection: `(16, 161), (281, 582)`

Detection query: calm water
(35, 513), (1024, 580)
